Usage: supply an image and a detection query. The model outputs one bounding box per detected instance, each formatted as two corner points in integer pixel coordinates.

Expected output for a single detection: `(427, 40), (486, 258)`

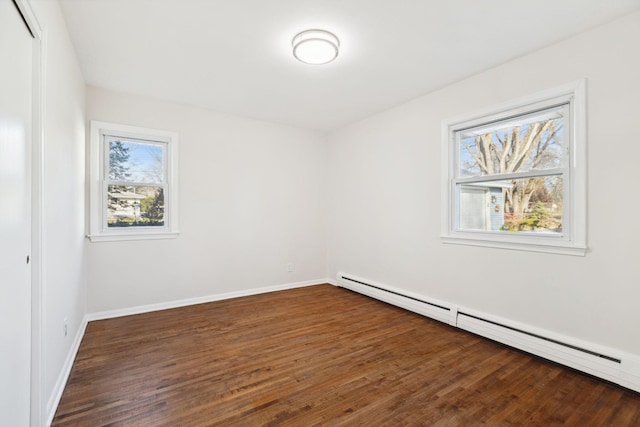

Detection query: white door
(0, 1), (33, 425)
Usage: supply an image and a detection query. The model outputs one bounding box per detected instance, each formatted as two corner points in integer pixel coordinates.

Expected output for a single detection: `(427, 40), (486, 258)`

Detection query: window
(441, 80), (586, 255)
(89, 121), (179, 242)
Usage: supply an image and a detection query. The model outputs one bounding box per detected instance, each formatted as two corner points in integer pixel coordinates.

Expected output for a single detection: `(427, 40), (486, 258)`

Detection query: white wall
(29, 0), (87, 421)
(85, 87), (327, 313)
(327, 12), (640, 356)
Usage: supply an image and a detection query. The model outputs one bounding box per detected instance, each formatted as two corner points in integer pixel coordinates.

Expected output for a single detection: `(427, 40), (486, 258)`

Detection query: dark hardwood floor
(53, 284), (640, 426)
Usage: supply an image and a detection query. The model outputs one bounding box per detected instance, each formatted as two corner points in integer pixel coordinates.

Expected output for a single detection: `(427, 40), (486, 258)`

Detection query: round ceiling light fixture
(292, 29), (340, 65)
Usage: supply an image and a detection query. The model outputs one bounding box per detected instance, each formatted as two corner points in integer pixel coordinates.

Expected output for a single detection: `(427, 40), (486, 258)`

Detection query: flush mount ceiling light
(292, 29), (340, 65)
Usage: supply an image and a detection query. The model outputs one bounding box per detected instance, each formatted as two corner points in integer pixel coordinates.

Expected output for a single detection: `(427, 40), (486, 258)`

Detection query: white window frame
(88, 121), (179, 242)
(441, 80), (586, 256)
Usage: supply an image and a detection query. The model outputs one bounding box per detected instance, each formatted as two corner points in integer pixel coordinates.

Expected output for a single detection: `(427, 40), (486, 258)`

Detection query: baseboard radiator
(336, 272), (640, 393)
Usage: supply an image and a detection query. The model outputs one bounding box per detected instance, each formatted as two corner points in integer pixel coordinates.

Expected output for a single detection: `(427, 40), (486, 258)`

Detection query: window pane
(107, 185), (165, 227)
(457, 176), (562, 234)
(108, 138), (164, 184)
(459, 108), (565, 178)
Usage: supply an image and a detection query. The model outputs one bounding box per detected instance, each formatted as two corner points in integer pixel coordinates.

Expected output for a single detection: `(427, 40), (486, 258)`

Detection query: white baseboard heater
(336, 272), (640, 393)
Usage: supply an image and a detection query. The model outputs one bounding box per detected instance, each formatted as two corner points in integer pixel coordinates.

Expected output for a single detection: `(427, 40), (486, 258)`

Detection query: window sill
(441, 235), (586, 256)
(87, 231), (180, 243)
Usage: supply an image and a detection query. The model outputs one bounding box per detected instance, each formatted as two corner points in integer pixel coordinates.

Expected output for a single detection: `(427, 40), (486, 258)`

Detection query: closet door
(0, 1), (33, 425)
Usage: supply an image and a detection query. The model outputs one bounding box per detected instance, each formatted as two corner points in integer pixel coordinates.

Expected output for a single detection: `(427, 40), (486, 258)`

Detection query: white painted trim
(440, 235), (586, 256)
(571, 78), (588, 251)
(87, 279), (331, 321)
(36, 26), (49, 427)
(441, 79), (587, 256)
(88, 121), (179, 242)
(13, 0), (47, 423)
(87, 231), (180, 243)
(30, 28), (46, 427)
(336, 272), (640, 393)
(46, 314), (88, 427)
(13, 0), (42, 39)
(326, 278), (340, 287)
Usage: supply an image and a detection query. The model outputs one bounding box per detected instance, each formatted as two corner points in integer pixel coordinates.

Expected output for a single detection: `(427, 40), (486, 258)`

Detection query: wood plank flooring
(52, 284), (640, 426)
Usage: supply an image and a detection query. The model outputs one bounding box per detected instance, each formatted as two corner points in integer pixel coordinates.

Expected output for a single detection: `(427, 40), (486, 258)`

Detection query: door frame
(13, 1), (44, 425)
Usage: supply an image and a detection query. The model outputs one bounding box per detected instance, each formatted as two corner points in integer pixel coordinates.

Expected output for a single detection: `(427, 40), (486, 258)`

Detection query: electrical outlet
(286, 262), (294, 272)
(63, 318), (68, 337)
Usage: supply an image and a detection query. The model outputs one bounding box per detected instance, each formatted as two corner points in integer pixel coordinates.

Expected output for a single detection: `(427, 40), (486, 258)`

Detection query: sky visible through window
(109, 139), (164, 184)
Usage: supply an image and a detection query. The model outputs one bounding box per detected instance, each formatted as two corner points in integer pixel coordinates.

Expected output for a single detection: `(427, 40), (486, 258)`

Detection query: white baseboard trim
(336, 271), (640, 393)
(46, 315), (89, 426)
(87, 278), (331, 321)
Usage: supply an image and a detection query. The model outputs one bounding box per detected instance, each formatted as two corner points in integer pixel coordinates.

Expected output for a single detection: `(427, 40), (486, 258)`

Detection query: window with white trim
(441, 81), (586, 255)
(88, 121), (179, 242)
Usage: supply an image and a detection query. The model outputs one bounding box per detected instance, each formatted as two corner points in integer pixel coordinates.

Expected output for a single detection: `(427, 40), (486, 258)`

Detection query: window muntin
(458, 107), (565, 178)
(441, 80), (586, 256)
(104, 136), (167, 229)
(89, 121), (179, 242)
(454, 105), (568, 236)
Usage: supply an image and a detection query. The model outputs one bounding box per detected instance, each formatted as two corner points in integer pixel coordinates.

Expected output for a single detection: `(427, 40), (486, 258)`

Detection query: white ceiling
(58, 0), (640, 132)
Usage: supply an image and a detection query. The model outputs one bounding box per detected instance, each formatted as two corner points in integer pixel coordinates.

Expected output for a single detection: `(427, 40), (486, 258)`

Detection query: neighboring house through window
(88, 121), (179, 242)
(441, 80), (586, 255)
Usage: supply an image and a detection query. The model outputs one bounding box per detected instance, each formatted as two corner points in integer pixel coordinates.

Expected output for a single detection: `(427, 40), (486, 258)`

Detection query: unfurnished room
(2, 0), (640, 425)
